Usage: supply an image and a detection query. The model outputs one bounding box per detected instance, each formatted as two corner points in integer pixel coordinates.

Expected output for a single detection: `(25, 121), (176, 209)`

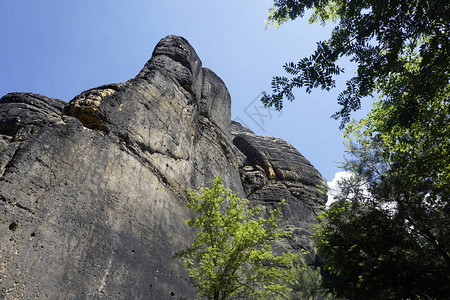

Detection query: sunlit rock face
(0, 35), (326, 299)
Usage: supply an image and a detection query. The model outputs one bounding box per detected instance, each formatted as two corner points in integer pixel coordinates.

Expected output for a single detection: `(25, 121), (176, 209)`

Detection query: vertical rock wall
(0, 36), (325, 299)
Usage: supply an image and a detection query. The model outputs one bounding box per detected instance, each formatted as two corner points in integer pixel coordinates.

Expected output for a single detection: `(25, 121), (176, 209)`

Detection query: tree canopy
(313, 89), (450, 298)
(263, 2), (450, 298)
(175, 177), (298, 300)
(262, 0), (450, 127)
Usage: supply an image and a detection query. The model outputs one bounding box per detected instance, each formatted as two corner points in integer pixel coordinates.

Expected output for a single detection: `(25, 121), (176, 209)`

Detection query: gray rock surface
(0, 35), (326, 299)
(232, 121), (326, 262)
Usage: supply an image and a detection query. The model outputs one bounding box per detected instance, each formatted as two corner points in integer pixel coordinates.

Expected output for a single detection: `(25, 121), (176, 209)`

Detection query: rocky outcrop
(232, 122), (326, 262)
(0, 35), (326, 299)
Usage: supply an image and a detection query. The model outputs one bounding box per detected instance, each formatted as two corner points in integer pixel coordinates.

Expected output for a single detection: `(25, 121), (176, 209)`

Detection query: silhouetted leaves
(264, 0), (450, 128)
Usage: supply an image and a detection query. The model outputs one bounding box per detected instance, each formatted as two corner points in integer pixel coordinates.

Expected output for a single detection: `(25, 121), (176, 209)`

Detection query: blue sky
(0, 0), (372, 182)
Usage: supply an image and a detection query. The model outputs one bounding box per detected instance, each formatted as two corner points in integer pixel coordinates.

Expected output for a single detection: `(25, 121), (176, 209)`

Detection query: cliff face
(0, 36), (326, 299)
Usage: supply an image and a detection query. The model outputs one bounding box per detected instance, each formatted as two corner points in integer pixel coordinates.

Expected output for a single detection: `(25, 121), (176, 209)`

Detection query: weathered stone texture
(232, 121), (326, 262)
(0, 35), (326, 299)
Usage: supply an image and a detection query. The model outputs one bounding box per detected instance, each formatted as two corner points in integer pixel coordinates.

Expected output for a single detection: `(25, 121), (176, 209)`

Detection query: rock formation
(0, 35), (326, 299)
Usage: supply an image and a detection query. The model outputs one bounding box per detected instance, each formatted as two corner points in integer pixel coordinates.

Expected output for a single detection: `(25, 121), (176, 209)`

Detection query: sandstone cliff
(0, 36), (326, 299)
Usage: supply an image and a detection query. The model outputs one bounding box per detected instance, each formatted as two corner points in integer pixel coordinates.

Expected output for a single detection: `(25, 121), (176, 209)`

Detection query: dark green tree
(314, 89), (450, 298)
(175, 177), (299, 300)
(263, 2), (450, 297)
(262, 0), (450, 128)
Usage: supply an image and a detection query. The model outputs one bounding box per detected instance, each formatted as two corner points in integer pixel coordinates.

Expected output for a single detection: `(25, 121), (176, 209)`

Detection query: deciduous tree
(263, 0), (449, 128)
(263, 2), (450, 297)
(176, 177), (299, 300)
(314, 91), (450, 298)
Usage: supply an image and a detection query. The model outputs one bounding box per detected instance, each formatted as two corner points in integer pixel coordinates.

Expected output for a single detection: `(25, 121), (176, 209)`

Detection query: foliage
(313, 89), (450, 299)
(263, 0), (450, 128)
(263, 1), (450, 298)
(286, 259), (338, 300)
(175, 177), (299, 300)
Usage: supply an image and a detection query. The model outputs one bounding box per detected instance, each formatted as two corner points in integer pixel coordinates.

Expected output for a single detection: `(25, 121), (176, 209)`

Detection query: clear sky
(0, 0), (372, 182)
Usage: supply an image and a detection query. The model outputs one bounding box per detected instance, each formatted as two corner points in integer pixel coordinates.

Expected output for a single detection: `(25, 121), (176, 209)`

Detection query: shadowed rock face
(0, 35), (326, 299)
(232, 121), (326, 262)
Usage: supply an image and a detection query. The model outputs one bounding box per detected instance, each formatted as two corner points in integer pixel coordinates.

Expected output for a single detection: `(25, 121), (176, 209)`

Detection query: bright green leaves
(314, 86), (450, 298)
(176, 177), (299, 300)
(264, 1), (450, 298)
(287, 258), (338, 299)
(309, 1), (340, 25)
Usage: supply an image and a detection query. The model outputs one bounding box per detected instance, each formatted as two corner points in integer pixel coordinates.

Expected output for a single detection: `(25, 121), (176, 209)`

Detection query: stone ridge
(232, 122), (326, 262)
(0, 93), (65, 136)
(0, 35), (325, 299)
(137, 35), (204, 101)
